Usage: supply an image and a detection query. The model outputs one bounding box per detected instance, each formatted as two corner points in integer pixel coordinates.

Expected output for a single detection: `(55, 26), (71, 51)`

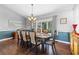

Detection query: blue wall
(0, 30), (32, 40)
(0, 31), (14, 39)
(57, 32), (70, 42)
(0, 31), (70, 42)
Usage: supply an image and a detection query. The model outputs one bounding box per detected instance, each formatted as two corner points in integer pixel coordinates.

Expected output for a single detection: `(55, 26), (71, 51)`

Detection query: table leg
(42, 43), (44, 52)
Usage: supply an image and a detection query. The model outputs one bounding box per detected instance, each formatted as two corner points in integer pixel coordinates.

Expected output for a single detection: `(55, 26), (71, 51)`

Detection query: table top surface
(36, 33), (52, 39)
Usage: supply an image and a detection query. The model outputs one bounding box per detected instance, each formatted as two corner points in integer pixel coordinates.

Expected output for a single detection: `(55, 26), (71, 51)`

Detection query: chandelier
(28, 4), (36, 23)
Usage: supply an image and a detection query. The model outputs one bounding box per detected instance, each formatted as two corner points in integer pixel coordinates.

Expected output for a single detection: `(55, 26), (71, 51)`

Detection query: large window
(48, 21), (52, 33)
(37, 22), (41, 29)
(42, 22), (47, 30)
(36, 21), (52, 33)
(37, 22), (41, 32)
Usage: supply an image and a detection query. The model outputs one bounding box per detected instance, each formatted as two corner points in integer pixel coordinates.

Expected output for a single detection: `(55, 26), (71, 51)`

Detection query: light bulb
(33, 17), (36, 21)
(31, 16), (33, 19)
(28, 17), (31, 21)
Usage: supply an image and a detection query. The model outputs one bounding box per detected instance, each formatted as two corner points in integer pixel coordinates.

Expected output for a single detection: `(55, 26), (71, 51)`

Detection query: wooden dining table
(36, 33), (52, 52)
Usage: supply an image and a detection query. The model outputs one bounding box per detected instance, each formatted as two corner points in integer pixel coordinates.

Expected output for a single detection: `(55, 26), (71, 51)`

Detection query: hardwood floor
(0, 39), (71, 55)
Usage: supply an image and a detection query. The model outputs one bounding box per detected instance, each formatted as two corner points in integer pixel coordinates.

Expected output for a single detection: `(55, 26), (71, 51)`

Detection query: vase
(72, 24), (77, 31)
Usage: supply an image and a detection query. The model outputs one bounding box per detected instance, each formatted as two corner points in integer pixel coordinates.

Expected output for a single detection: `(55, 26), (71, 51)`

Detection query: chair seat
(46, 40), (55, 45)
(37, 41), (41, 44)
(32, 41), (41, 45)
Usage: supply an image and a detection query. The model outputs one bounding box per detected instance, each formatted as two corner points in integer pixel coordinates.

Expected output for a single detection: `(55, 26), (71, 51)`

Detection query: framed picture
(60, 18), (67, 24)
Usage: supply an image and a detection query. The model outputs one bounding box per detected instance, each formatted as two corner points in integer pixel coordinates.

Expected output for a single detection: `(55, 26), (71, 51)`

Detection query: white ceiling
(3, 4), (74, 17)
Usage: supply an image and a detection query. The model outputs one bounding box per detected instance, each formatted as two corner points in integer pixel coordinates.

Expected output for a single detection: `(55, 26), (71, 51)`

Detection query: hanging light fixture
(28, 4), (36, 23)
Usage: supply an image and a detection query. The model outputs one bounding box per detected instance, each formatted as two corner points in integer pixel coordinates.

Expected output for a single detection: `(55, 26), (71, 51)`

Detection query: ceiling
(3, 4), (74, 17)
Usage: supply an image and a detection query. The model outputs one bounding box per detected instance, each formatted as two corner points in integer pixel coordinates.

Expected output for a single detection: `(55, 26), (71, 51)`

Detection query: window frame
(36, 18), (52, 33)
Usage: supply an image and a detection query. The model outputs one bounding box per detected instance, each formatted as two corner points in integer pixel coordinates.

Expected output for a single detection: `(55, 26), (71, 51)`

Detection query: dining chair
(45, 30), (57, 55)
(25, 31), (31, 48)
(26, 31), (31, 41)
(17, 30), (24, 48)
(43, 29), (48, 34)
(16, 30), (21, 45)
(21, 30), (29, 48)
(27, 31), (41, 54)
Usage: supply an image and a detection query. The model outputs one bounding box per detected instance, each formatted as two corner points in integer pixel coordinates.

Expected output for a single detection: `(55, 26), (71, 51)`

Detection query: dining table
(36, 33), (52, 52)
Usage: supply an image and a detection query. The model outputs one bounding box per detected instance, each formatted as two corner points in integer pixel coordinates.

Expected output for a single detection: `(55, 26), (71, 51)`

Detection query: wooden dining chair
(26, 31), (31, 41)
(25, 31), (31, 48)
(45, 30), (57, 55)
(21, 30), (29, 48)
(16, 30), (24, 48)
(27, 31), (41, 54)
(16, 30), (22, 46)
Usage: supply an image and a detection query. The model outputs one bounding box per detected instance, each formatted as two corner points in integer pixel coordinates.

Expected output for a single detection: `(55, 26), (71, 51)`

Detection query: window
(36, 21), (52, 33)
(37, 22), (41, 33)
(48, 21), (52, 33)
(32, 23), (36, 31)
(42, 22), (47, 30)
(37, 22), (41, 30)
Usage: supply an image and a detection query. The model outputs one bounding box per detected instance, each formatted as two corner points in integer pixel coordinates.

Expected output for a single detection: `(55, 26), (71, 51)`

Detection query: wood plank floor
(0, 39), (71, 55)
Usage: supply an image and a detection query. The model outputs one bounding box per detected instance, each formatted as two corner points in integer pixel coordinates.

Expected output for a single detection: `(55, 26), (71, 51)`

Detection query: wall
(0, 5), (26, 39)
(52, 16), (57, 34)
(54, 10), (73, 42)
(73, 5), (79, 33)
(55, 5), (79, 42)
(56, 10), (73, 32)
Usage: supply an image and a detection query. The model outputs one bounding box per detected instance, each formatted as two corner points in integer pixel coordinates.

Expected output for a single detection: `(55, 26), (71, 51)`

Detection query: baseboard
(56, 40), (70, 44)
(0, 37), (13, 42)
